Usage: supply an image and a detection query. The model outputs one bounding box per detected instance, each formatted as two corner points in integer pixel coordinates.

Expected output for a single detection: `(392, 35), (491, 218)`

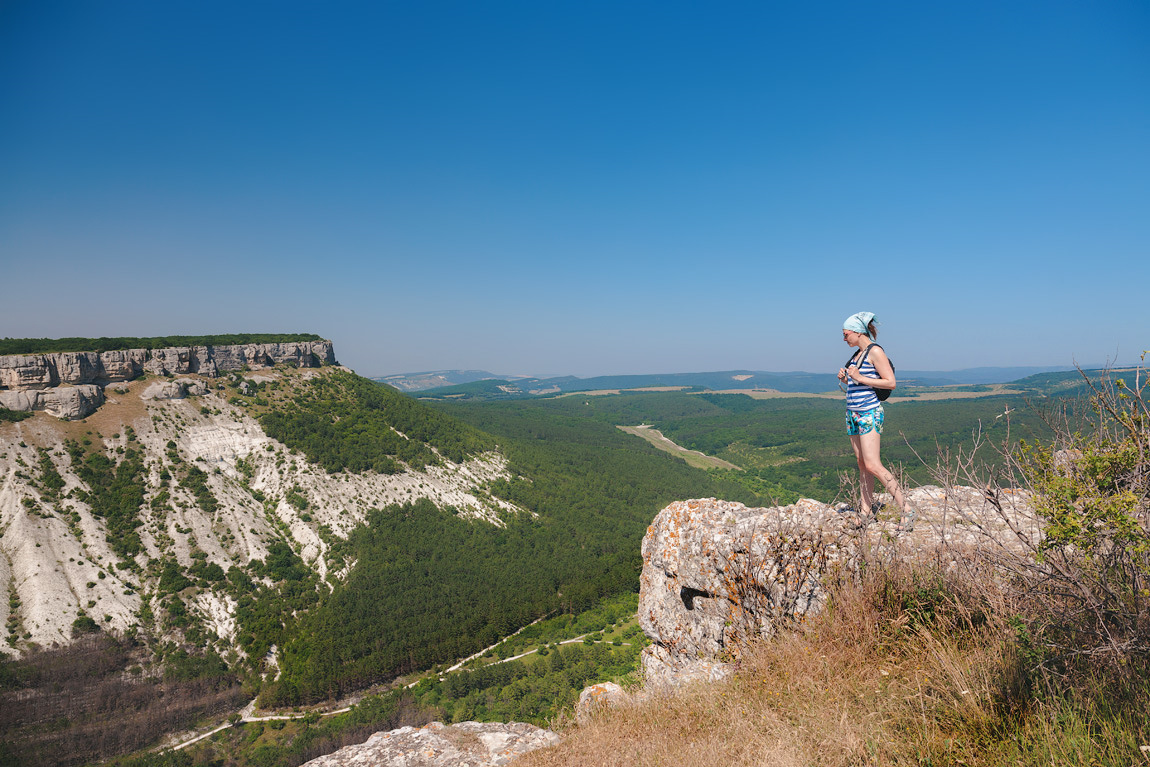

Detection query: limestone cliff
(0, 341), (336, 389)
(0, 341), (335, 419)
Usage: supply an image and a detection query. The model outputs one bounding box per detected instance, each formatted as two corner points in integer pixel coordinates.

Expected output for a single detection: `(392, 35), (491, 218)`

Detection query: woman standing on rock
(837, 311), (913, 530)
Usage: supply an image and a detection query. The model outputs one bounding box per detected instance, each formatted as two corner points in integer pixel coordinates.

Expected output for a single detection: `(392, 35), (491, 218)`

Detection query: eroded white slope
(0, 368), (520, 656)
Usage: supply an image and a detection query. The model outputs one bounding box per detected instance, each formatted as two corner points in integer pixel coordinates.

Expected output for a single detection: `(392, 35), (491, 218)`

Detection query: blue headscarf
(842, 311), (876, 338)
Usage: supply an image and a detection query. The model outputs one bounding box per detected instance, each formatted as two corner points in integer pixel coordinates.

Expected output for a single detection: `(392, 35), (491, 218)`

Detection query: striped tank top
(846, 348), (881, 412)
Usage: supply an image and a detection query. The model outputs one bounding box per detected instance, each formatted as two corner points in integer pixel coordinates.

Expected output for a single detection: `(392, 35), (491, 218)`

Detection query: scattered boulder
(180, 379), (209, 396)
(141, 379), (208, 401)
(0, 385), (104, 420)
(300, 721), (560, 767)
(142, 381), (185, 401)
(575, 682), (630, 722)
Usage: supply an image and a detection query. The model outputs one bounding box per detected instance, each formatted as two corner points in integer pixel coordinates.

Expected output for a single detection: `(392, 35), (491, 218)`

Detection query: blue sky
(2, 2), (1147, 377)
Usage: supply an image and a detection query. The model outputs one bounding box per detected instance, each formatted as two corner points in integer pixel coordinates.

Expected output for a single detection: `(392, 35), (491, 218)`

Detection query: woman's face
(842, 329), (859, 346)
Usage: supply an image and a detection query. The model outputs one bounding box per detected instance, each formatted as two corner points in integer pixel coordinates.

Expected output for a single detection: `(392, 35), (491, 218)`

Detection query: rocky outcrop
(0, 341), (335, 391)
(300, 721), (560, 767)
(141, 379), (210, 401)
(0, 384), (104, 420)
(637, 488), (1038, 688)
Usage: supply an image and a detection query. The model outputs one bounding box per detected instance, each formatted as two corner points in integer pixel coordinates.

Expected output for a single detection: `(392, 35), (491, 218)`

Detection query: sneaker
(894, 509), (916, 533)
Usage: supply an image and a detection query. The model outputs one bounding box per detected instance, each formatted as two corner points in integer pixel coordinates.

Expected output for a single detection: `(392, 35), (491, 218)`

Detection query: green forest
(262, 379), (764, 703)
(107, 595), (647, 767)
(430, 389), (1054, 504)
(256, 371), (495, 472)
(0, 334), (323, 356)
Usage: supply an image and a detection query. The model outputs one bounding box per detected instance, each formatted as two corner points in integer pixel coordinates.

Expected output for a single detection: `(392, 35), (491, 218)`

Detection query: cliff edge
(0, 340), (335, 419)
(637, 487), (1039, 687)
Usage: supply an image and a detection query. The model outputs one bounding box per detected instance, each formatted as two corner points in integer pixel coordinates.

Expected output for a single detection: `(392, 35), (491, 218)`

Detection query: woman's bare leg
(848, 434), (876, 513)
(858, 431), (905, 512)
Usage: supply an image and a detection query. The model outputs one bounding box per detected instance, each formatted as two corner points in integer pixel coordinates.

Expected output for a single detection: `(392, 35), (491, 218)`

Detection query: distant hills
(373, 369), (518, 392)
(382, 365), (1084, 400)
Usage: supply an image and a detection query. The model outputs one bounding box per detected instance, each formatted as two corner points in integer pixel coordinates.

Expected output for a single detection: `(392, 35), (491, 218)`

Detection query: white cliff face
(0, 366), (521, 658)
(0, 341), (336, 388)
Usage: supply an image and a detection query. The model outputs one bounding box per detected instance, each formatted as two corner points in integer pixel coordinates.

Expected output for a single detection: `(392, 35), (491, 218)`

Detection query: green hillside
(258, 370), (494, 473)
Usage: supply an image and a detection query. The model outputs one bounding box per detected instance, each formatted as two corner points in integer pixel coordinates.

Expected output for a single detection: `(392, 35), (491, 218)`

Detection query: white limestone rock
(0, 384), (104, 419)
(0, 342), (337, 393)
(96, 349), (149, 381)
(300, 721), (560, 767)
(0, 367), (523, 655)
(141, 379), (208, 401)
(0, 355), (55, 390)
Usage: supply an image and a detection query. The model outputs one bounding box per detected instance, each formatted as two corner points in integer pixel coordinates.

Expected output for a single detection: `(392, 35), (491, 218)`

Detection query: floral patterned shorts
(846, 406), (884, 436)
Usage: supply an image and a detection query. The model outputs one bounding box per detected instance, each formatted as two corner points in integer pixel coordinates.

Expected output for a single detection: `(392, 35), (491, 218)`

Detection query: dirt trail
(617, 425), (740, 470)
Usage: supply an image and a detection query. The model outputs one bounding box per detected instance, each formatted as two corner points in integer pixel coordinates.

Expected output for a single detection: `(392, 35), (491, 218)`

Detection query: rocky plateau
(0, 340), (336, 419)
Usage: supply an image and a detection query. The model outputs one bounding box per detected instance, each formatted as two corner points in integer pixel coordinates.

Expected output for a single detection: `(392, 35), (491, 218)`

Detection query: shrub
(939, 355), (1150, 674)
(71, 616), (99, 636)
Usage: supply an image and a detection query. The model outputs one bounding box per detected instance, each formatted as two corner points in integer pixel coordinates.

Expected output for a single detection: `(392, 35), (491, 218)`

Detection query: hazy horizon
(367, 361), (1101, 382)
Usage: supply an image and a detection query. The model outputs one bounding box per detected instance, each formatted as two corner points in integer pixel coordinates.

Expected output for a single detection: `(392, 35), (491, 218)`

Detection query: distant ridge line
(379, 364), (1129, 398)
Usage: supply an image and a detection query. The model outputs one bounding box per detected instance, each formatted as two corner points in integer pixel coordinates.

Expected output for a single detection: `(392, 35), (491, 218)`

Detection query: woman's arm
(848, 346), (896, 391)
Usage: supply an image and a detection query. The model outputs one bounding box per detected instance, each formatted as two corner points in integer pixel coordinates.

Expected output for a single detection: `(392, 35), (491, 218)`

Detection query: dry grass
(520, 563), (1022, 767)
(521, 683), (807, 767)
